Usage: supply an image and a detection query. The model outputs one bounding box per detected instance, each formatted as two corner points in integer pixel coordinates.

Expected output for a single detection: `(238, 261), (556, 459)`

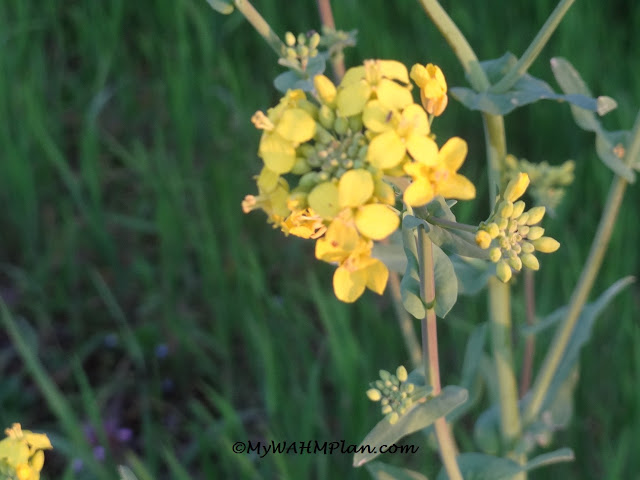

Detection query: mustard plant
(210, 0), (639, 478)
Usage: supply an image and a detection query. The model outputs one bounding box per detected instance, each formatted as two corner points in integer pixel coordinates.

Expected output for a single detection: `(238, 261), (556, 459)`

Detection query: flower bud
(497, 217), (508, 230)
(532, 237), (560, 253)
(489, 247), (502, 263)
(349, 115), (364, 132)
(517, 212), (529, 226)
(396, 365), (408, 382)
(521, 241), (535, 254)
(496, 259), (512, 283)
(476, 230), (492, 249)
(512, 201), (526, 218)
(366, 388), (382, 401)
(285, 31), (296, 47)
(314, 75), (337, 106)
(308, 32), (321, 50)
(498, 200), (514, 218)
(521, 253), (540, 270)
(504, 173), (530, 202)
(297, 33), (306, 45)
(487, 223), (500, 238)
(508, 255), (523, 272)
(527, 226), (545, 240)
(526, 206), (546, 225)
(382, 405), (393, 415)
(334, 116), (349, 135)
(388, 412), (399, 425)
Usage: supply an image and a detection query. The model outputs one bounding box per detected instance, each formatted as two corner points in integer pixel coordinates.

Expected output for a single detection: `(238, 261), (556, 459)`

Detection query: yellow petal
(337, 81), (371, 117)
(362, 100), (394, 133)
(355, 204), (399, 240)
(410, 64), (429, 88)
(314, 74), (337, 105)
(333, 265), (367, 303)
(378, 60), (410, 83)
(374, 178), (396, 204)
(340, 65), (366, 86)
(406, 134), (438, 166)
(275, 108), (316, 143)
(338, 169), (374, 207)
(367, 130), (405, 169)
(365, 259), (389, 294)
(257, 167), (280, 193)
(403, 178), (434, 207)
(439, 137), (468, 172)
(259, 132), (296, 173)
(400, 104), (430, 136)
(315, 218), (359, 262)
(307, 182), (340, 219)
(376, 79), (413, 110)
(23, 432), (52, 451)
(30, 450), (45, 472)
(437, 173), (476, 200)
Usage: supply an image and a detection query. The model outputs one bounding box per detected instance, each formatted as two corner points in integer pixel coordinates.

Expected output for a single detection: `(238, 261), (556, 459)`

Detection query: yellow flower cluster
(244, 60), (475, 302)
(0, 424), (52, 480)
(475, 173), (560, 282)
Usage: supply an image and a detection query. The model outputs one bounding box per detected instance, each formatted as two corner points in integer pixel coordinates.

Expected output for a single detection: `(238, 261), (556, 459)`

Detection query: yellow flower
(403, 137), (476, 207)
(281, 208), (326, 239)
(364, 101), (437, 170)
(336, 60), (413, 117)
(504, 172), (530, 202)
(242, 174), (291, 225)
(252, 90), (317, 174)
(0, 424), (52, 480)
(410, 63), (448, 116)
(315, 216), (389, 302)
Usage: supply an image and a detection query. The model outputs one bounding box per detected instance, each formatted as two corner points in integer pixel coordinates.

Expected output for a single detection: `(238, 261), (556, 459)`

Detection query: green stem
(524, 109), (640, 424)
(488, 278), (522, 446)
(426, 215), (478, 233)
(316, 0), (346, 80)
(417, 227), (462, 480)
(416, 0), (490, 92)
(520, 270), (537, 397)
(233, 0), (285, 57)
(491, 0), (576, 93)
(416, 3), (524, 468)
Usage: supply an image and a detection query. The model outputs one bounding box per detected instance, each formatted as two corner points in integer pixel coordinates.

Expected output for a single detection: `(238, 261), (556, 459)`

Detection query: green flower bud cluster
(281, 30), (321, 71)
(504, 154), (575, 215)
(476, 173), (560, 283)
(366, 366), (430, 424)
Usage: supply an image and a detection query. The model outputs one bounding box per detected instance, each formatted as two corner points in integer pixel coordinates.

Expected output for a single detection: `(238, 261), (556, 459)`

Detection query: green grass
(1, 1), (639, 479)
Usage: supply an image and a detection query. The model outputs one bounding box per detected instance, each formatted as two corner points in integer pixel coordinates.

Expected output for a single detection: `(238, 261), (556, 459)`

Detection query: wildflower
(476, 173), (560, 282)
(410, 63), (448, 116)
(364, 101), (436, 170)
(403, 137), (476, 207)
(336, 59), (413, 117)
(0, 424), (52, 480)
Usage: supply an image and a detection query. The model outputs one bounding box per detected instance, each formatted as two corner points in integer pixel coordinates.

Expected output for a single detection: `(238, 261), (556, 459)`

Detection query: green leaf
(273, 55), (327, 94)
(473, 405), (501, 455)
(595, 129), (635, 182)
(400, 218), (425, 319)
(372, 242), (406, 274)
(426, 224), (490, 260)
(436, 449), (574, 480)
(205, 0), (234, 14)
(354, 386), (468, 467)
(118, 466), (139, 480)
(542, 276), (635, 410)
(549, 57), (635, 181)
(431, 242), (458, 318)
(436, 453), (521, 480)
(450, 255), (493, 295)
(366, 461), (429, 480)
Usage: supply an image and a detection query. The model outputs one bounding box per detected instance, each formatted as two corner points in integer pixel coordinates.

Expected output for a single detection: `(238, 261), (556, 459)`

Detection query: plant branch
(388, 271), (422, 369)
(524, 109), (640, 424)
(417, 227), (462, 480)
(233, 0), (285, 57)
(520, 270), (537, 397)
(316, 0), (345, 80)
(490, 0), (576, 93)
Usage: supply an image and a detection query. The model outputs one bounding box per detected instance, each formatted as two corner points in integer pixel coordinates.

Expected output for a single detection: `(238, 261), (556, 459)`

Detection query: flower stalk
(417, 227), (462, 480)
(524, 109), (640, 424)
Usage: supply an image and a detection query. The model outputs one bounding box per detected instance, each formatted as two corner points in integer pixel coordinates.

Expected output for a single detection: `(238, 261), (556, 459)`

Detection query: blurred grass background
(1, 0), (638, 478)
